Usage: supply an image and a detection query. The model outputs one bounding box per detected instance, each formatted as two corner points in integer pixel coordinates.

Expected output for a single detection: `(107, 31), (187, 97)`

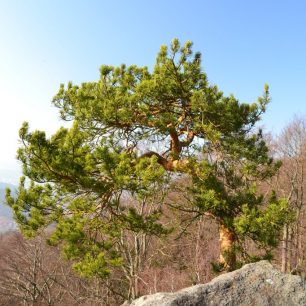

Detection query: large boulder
(123, 261), (306, 306)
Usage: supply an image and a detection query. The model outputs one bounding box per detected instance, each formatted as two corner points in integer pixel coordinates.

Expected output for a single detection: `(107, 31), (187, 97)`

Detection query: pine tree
(7, 39), (290, 274)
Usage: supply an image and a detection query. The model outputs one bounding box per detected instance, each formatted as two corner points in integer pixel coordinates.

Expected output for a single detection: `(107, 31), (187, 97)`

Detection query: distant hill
(0, 182), (17, 232)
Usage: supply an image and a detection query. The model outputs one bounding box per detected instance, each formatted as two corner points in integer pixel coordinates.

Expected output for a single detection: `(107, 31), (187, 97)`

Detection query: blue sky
(1, 0), (306, 183)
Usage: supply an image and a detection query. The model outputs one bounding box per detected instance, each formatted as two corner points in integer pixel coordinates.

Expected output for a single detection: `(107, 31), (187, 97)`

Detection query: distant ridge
(0, 182), (17, 232)
(0, 216), (16, 232)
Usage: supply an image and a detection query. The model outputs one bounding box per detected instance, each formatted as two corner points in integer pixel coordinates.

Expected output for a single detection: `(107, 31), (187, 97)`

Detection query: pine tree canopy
(6, 39), (291, 274)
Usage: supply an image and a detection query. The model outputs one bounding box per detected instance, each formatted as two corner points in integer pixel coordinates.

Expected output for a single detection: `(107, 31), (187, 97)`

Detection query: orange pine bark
(219, 224), (236, 271)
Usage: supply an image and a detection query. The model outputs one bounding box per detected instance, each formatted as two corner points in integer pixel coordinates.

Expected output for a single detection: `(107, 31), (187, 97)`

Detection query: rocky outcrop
(123, 261), (306, 306)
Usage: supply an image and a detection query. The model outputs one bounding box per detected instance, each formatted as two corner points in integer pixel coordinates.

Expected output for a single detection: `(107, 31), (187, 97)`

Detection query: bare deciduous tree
(274, 116), (306, 273)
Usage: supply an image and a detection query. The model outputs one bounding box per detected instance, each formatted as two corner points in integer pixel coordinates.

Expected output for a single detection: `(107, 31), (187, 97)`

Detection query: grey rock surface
(123, 261), (306, 306)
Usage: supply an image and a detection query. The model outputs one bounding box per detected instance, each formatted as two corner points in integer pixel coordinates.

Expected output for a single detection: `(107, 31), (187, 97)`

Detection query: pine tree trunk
(219, 224), (236, 271)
